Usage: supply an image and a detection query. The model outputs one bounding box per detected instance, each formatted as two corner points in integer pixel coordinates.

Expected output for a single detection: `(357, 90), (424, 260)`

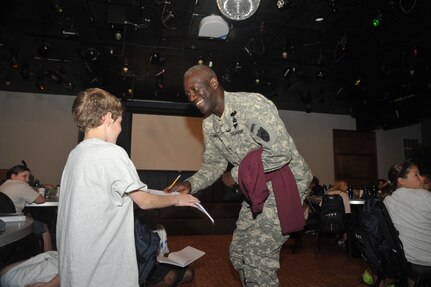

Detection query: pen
(167, 175), (181, 190)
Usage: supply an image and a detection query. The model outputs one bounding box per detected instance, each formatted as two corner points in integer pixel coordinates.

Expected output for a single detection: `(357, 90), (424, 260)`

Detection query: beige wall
(376, 124), (422, 179)
(0, 90), (423, 188)
(278, 110), (356, 186)
(0, 91), (77, 185)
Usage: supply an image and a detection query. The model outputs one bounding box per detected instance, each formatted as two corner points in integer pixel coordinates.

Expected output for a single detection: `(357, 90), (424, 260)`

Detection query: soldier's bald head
(184, 65), (217, 83)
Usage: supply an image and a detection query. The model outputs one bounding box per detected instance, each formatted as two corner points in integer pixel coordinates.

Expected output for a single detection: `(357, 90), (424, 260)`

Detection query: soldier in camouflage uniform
(171, 65), (313, 286)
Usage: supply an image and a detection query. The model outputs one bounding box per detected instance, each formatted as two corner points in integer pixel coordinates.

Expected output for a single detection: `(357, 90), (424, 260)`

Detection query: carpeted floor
(167, 232), (369, 287)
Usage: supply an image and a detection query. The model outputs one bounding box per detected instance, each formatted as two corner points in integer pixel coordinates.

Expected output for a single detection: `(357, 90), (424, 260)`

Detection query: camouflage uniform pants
(230, 191), (290, 286)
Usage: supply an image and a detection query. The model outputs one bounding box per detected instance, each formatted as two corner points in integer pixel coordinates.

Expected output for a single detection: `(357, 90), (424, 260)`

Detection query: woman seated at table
(0, 164), (52, 252)
(383, 162), (431, 286)
(326, 179), (351, 214)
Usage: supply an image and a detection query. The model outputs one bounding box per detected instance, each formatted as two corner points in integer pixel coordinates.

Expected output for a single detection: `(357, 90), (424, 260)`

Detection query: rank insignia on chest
(230, 111), (238, 129)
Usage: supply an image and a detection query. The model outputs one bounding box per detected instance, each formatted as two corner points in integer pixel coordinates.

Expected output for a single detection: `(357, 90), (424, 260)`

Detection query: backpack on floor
(134, 215), (161, 286)
(353, 198), (409, 284)
(319, 194), (346, 234)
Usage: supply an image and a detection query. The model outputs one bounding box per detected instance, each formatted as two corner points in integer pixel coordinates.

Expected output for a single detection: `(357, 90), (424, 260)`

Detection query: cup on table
(38, 187), (46, 197)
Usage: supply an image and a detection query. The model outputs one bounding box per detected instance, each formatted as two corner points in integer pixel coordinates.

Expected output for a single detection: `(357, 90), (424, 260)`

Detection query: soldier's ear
(210, 77), (218, 89)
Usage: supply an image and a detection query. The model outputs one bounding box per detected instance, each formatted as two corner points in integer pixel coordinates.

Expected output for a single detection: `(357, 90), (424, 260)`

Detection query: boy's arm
(128, 190), (199, 210)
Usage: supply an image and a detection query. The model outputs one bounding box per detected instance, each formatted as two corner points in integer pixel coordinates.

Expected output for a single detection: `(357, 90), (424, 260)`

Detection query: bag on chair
(353, 198), (409, 282)
(319, 194), (345, 234)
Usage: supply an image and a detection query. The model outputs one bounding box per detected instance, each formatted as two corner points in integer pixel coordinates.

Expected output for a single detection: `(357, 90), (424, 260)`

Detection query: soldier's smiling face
(184, 72), (216, 116)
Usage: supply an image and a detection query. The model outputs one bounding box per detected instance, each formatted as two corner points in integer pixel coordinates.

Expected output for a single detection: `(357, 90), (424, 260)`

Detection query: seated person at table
(326, 179), (351, 214)
(0, 164), (52, 252)
(308, 176), (324, 196)
(0, 251), (59, 287)
(384, 162), (431, 286)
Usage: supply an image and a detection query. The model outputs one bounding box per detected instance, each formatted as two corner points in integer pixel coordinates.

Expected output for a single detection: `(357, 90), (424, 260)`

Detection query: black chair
(286, 197), (320, 254)
(0, 192), (16, 213)
(317, 194), (346, 251)
(409, 263), (431, 287)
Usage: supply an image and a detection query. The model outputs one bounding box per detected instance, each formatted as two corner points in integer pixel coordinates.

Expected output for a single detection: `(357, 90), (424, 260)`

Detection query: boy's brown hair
(72, 88), (123, 132)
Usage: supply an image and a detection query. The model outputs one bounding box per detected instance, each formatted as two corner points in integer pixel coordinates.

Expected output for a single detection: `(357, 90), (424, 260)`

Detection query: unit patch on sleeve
(248, 120), (277, 148)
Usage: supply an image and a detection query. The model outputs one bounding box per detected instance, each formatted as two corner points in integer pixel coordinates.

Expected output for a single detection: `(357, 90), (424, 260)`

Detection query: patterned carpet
(167, 233), (368, 287)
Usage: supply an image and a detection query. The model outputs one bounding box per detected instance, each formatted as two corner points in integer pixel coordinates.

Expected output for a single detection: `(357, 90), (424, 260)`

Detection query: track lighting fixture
(46, 69), (63, 84)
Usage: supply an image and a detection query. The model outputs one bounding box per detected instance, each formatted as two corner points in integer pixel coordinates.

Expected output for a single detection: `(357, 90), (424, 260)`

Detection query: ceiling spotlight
(35, 74), (45, 91)
(115, 31), (122, 41)
(149, 50), (164, 65)
(155, 69), (166, 78)
(354, 77), (362, 86)
(276, 0), (288, 9)
(51, 0), (63, 14)
(208, 59), (213, 68)
(5, 74), (12, 86)
(82, 47), (99, 62)
(197, 56), (204, 65)
(37, 41), (52, 58)
(372, 12), (382, 28)
(329, 0), (336, 14)
(314, 16), (325, 22)
(216, 0), (261, 21)
(64, 80), (75, 90)
(281, 48), (288, 60)
(234, 61), (242, 72)
(106, 47), (115, 56)
(316, 52), (326, 78)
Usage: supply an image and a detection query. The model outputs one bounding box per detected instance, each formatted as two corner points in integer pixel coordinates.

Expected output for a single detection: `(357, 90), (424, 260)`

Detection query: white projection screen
(131, 114), (204, 171)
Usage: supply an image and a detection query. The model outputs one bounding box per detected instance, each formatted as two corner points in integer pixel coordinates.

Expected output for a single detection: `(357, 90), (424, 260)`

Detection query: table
(307, 195), (365, 205)
(24, 198), (59, 250)
(26, 197), (59, 207)
(349, 199), (365, 205)
(0, 217), (34, 247)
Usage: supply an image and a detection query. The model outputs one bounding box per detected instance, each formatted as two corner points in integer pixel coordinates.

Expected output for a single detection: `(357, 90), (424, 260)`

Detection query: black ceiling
(1, 0), (430, 130)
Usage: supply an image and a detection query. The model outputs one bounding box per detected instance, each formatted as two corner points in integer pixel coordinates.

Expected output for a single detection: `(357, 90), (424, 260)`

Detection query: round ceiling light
(216, 0), (260, 21)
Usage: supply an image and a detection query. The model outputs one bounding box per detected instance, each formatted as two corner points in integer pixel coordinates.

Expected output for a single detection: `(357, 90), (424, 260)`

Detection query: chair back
(0, 192), (16, 213)
(319, 194), (346, 234)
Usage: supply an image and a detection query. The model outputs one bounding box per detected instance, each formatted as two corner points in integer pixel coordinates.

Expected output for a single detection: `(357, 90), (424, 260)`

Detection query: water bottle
(348, 185), (353, 199)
